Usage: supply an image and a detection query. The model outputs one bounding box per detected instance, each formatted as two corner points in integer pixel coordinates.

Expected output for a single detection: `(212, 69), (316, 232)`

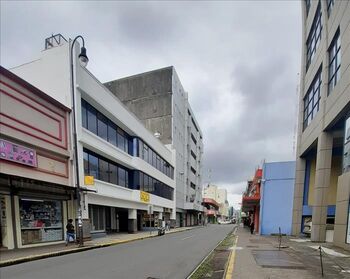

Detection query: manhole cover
(252, 250), (304, 269)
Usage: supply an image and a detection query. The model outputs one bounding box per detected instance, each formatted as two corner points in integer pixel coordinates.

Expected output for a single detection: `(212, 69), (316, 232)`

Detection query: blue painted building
(259, 161), (296, 235)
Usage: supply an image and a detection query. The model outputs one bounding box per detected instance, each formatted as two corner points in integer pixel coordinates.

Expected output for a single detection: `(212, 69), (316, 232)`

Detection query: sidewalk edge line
(224, 235), (238, 279)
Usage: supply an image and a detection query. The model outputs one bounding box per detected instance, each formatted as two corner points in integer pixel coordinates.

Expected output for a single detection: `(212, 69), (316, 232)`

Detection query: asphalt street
(0, 224), (234, 279)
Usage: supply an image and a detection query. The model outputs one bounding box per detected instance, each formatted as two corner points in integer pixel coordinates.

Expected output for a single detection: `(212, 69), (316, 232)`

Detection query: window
(191, 167), (197, 175)
(83, 149), (129, 187)
(190, 182), (196, 190)
(343, 115), (350, 173)
(118, 167), (126, 187)
(87, 104), (97, 134)
(88, 153), (98, 179)
(98, 158), (109, 182)
(306, 3), (322, 70)
(81, 99), (131, 154)
(81, 99), (87, 128)
(109, 164), (118, 185)
(328, 30), (341, 95)
(107, 121), (117, 146)
(305, 0), (311, 16)
(191, 134), (197, 145)
(97, 112), (108, 141)
(327, 0), (334, 16)
(303, 69), (322, 130)
(191, 150), (197, 160)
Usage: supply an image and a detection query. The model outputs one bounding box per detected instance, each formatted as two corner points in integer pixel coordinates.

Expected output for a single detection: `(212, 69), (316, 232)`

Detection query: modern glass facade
(344, 115), (350, 173)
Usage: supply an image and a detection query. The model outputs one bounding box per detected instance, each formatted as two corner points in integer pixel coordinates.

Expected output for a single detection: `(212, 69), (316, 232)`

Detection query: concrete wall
(104, 67), (173, 145)
(261, 161), (295, 235)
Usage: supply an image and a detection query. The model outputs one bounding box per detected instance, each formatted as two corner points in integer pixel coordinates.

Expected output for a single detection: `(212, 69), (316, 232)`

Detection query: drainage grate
(252, 250), (305, 269)
(246, 245), (259, 248)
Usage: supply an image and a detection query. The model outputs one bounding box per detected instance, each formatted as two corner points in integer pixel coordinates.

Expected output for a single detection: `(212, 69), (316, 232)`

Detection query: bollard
(278, 227), (282, 251)
(319, 246), (324, 277)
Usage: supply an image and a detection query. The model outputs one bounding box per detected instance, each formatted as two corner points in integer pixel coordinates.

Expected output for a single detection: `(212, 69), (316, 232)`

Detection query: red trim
(0, 159), (69, 179)
(0, 68), (70, 112)
(0, 89), (62, 128)
(1, 122), (66, 150)
(0, 112), (61, 141)
(0, 87), (69, 149)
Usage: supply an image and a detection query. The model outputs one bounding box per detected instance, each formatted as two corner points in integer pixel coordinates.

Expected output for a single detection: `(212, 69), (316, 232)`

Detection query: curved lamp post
(70, 35), (89, 247)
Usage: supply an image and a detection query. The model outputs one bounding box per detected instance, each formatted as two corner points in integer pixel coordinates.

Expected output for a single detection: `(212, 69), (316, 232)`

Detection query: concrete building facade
(104, 67), (204, 227)
(10, 35), (176, 237)
(292, 0), (350, 250)
(0, 66), (74, 249)
(203, 184), (229, 219)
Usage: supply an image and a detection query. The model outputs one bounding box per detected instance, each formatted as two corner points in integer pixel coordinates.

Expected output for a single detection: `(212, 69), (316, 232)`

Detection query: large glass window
(343, 115), (350, 173)
(97, 112), (108, 141)
(328, 30), (341, 95)
(19, 198), (63, 245)
(136, 139), (174, 179)
(306, 3), (322, 70)
(87, 104), (97, 134)
(81, 99), (131, 154)
(83, 149), (129, 188)
(137, 171), (173, 200)
(303, 68), (322, 130)
(98, 158), (109, 182)
(107, 121), (117, 146)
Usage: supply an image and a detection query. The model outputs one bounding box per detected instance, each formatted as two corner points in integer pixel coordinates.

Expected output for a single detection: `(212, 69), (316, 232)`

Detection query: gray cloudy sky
(0, 1), (301, 208)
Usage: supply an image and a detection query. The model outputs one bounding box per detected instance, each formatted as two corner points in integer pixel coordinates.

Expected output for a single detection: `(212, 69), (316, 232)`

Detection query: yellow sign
(140, 191), (150, 203)
(84, 176), (95, 185)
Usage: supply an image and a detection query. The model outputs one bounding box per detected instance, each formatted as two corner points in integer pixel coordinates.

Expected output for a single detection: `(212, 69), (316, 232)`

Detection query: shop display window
(19, 198), (63, 245)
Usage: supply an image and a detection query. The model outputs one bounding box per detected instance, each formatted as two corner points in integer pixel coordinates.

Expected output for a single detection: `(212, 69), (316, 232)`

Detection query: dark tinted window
(99, 158), (109, 182)
(97, 112), (108, 141)
(87, 105), (97, 134)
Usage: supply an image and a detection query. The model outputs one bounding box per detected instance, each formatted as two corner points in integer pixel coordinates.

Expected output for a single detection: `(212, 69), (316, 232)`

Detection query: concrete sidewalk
(229, 226), (350, 279)
(0, 226), (198, 267)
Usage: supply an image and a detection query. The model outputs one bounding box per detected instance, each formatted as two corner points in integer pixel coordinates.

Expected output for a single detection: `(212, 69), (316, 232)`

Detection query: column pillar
(311, 132), (333, 242)
(292, 158), (306, 235)
(128, 209), (137, 233)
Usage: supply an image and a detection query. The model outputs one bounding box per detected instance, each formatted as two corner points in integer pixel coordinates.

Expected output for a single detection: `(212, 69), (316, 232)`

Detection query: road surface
(1, 224), (234, 279)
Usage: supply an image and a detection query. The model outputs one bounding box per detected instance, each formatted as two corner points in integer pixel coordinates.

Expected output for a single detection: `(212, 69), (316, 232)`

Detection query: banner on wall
(0, 139), (37, 167)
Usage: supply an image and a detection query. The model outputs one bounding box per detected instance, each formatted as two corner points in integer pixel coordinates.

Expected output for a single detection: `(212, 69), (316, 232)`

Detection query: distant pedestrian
(65, 219), (75, 246)
(250, 221), (254, 235)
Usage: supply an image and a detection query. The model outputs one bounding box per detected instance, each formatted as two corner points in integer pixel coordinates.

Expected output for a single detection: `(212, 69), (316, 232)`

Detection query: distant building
(292, 0), (350, 250)
(203, 184), (229, 219)
(104, 67), (204, 227)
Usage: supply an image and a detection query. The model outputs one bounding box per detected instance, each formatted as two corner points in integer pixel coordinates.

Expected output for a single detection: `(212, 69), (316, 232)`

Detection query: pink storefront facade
(0, 66), (75, 249)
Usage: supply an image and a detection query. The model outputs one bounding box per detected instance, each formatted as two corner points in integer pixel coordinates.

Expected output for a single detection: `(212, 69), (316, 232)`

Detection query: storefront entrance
(19, 198), (64, 245)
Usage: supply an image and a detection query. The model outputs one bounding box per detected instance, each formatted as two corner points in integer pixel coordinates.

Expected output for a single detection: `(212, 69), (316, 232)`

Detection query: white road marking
(182, 235), (195, 240)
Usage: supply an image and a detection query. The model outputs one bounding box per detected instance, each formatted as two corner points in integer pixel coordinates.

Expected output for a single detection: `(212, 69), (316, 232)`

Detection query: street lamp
(70, 35), (89, 247)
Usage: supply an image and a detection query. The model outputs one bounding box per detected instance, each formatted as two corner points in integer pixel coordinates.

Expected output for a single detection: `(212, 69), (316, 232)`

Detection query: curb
(0, 227), (196, 268)
(223, 228), (238, 279)
(186, 226), (236, 279)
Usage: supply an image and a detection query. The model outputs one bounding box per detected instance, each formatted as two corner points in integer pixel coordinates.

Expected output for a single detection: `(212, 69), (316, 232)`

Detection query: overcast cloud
(0, 1), (301, 208)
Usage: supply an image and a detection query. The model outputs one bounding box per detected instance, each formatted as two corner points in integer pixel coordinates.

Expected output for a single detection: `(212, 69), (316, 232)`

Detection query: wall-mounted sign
(84, 176), (95, 186)
(140, 191), (150, 203)
(0, 139), (37, 167)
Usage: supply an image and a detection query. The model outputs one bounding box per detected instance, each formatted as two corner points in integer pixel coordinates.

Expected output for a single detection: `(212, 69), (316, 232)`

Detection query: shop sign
(0, 139), (37, 167)
(140, 191), (150, 203)
(84, 175), (95, 185)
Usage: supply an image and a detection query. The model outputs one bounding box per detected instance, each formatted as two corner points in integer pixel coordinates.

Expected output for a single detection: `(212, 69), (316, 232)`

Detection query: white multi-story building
(10, 35), (176, 236)
(104, 67), (204, 227)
